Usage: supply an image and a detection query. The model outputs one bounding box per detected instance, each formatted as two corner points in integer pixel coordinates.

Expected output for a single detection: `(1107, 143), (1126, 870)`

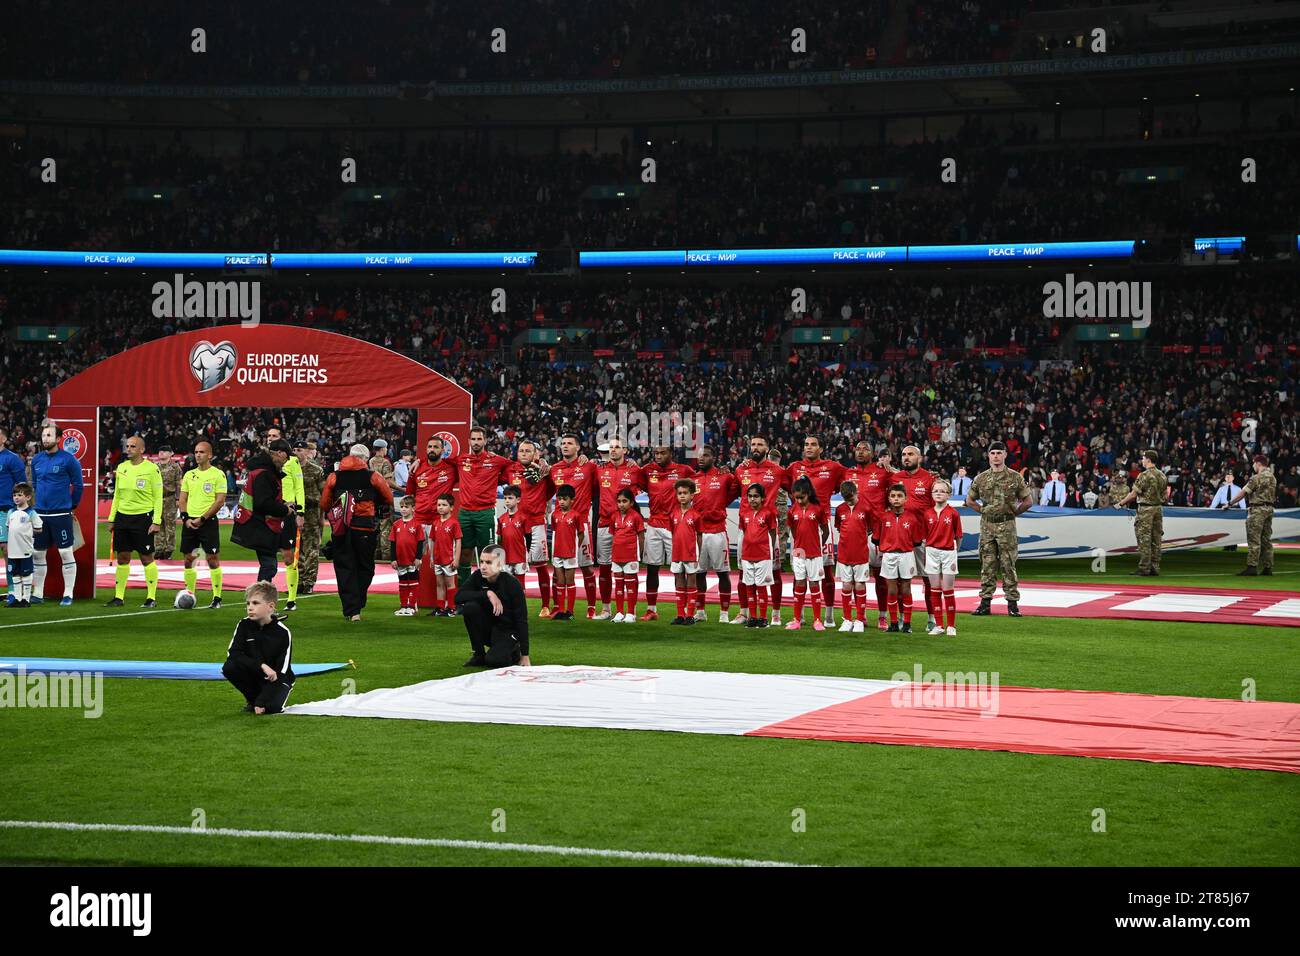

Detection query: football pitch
(1, 540), (1296, 867)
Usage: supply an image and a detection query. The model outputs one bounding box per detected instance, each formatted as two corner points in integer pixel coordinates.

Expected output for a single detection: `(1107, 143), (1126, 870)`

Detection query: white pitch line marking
(0, 819), (811, 868)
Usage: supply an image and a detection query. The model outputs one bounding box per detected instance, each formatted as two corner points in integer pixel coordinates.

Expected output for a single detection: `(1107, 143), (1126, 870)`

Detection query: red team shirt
(406, 457), (458, 524)
(430, 515), (463, 565)
(834, 501), (872, 565)
(923, 505), (964, 551)
(874, 510), (925, 553)
(669, 506), (702, 562)
(596, 461), (645, 527)
(846, 464), (892, 519)
(786, 502), (826, 557)
(738, 506), (779, 562)
(551, 508), (587, 560)
(448, 452), (511, 510)
(642, 462), (697, 529)
(891, 467), (936, 522)
(787, 458), (846, 520)
(734, 459), (789, 510)
(691, 468), (741, 533)
(503, 461), (555, 527)
(388, 518), (427, 567)
(497, 510), (530, 565)
(549, 459), (600, 519)
(610, 509), (646, 563)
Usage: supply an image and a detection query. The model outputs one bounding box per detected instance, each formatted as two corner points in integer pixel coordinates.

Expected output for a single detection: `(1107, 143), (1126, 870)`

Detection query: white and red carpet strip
(286, 666), (1300, 774)
(99, 561), (1300, 628)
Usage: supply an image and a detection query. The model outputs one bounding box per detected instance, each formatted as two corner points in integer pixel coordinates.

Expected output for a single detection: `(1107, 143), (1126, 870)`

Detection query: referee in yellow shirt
(178, 438), (225, 609)
(106, 435), (164, 608)
(265, 427), (305, 611)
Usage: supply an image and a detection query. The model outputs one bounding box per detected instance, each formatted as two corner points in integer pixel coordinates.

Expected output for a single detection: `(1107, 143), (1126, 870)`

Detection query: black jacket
(225, 614), (295, 682)
(229, 453), (291, 553)
(455, 570), (529, 654)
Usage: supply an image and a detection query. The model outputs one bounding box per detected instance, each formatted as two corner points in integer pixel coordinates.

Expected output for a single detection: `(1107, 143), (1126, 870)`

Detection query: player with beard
(786, 435), (846, 627)
(847, 443), (894, 630)
(407, 436), (457, 528)
(549, 434), (601, 618)
(637, 444), (696, 621)
(444, 426), (513, 587)
(593, 437), (644, 620)
(407, 435), (458, 615)
(690, 445), (741, 622)
(891, 444), (937, 631)
(733, 435), (789, 625)
(503, 440), (556, 617)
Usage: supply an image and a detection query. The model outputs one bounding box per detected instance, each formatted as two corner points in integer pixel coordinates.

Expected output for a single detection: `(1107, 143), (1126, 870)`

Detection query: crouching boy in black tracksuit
(223, 580), (296, 714)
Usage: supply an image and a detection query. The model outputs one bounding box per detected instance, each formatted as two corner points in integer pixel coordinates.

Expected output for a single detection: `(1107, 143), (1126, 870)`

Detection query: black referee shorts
(112, 513), (155, 555)
(278, 521), (298, 552)
(179, 516), (220, 556)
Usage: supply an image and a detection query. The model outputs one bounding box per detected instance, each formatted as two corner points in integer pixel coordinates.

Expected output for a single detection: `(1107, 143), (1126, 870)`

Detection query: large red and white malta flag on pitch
(286, 665), (1300, 773)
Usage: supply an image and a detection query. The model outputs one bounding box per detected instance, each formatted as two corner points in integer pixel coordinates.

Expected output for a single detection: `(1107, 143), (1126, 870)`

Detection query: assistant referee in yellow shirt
(179, 438), (226, 609)
(106, 435), (164, 608)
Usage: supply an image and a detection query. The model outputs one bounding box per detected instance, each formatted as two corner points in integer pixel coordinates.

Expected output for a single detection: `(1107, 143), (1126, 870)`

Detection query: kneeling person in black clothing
(456, 545), (531, 669)
(222, 580), (296, 714)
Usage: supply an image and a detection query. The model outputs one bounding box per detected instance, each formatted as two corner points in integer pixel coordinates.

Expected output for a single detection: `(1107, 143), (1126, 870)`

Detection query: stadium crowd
(5, 127), (1298, 254)
(2, 274), (1295, 508)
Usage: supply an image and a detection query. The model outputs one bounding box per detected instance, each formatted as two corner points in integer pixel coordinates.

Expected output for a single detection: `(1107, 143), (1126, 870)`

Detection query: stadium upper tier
(3, 134), (1297, 253)
(3, 0), (1297, 85)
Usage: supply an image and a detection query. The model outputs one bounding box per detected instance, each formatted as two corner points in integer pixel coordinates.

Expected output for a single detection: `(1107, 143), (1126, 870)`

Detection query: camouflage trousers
(153, 500), (178, 555)
(298, 508), (323, 589)
(1246, 507), (1274, 570)
(978, 519), (1020, 601)
(1134, 505), (1163, 572)
(374, 512), (395, 562)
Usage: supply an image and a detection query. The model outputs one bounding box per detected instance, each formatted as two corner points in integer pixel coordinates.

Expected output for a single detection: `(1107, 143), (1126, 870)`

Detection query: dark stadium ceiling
(1, 57), (1295, 129)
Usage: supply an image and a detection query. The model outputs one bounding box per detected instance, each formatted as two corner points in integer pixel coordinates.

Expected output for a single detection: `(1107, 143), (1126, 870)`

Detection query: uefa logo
(190, 340), (238, 392)
(60, 428), (88, 461)
(434, 430), (460, 458)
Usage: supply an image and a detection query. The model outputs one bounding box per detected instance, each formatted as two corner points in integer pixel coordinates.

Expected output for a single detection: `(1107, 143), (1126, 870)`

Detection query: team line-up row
(388, 432), (1023, 637)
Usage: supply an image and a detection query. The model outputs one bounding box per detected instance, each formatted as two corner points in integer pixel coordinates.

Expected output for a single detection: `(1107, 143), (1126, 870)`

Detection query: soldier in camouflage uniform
(154, 445), (183, 559)
(295, 439), (326, 594)
(967, 441), (1033, 616)
(1224, 453), (1276, 575)
(370, 439), (399, 561)
(1118, 449), (1168, 576)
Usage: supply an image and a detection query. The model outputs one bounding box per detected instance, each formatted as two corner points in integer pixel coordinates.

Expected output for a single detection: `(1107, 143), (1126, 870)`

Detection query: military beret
(988, 441), (1007, 452)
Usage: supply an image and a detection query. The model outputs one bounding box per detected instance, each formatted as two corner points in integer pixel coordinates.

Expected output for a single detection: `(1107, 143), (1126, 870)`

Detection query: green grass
(1, 549), (1296, 867)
